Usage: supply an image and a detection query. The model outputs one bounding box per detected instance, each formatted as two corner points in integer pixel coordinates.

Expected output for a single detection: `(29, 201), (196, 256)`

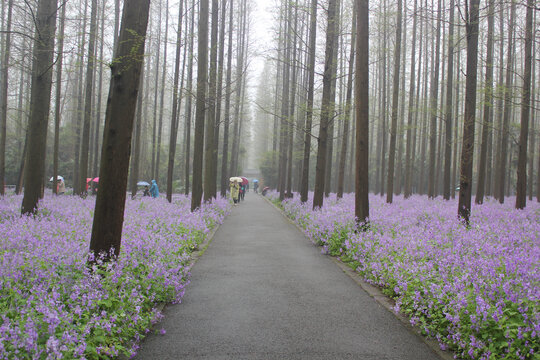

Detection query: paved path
(135, 194), (442, 360)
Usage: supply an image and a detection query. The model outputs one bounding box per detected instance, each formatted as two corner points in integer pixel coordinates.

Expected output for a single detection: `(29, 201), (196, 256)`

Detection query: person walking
(150, 180), (159, 198)
(230, 179), (240, 205)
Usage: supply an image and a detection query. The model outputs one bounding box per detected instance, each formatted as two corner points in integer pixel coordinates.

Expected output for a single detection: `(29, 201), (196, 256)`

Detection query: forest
(0, 0), (538, 358)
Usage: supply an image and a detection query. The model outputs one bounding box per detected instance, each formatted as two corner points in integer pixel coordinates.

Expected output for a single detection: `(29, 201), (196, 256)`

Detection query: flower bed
(268, 191), (539, 359)
(0, 194), (229, 359)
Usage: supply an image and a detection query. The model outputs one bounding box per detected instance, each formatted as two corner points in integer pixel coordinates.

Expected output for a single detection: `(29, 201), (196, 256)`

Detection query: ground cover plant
(268, 191), (539, 360)
(0, 193), (229, 359)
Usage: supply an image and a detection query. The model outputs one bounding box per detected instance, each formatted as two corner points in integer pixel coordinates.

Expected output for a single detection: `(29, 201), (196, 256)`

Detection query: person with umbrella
(149, 179), (159, 198)
(230, 177), (240, 205)
(253, 179), (259, 194)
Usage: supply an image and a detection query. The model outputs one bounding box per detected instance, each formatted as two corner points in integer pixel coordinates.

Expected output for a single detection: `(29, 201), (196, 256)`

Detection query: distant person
(262, 186), (269, 196)
(150, 180), (159, 198)
(143, 185), (150, 197)
(253, 181), (259, 194)
(239, 184), (245, 201)
(230, 179), (240, 205)
(57, 180), (65, 195)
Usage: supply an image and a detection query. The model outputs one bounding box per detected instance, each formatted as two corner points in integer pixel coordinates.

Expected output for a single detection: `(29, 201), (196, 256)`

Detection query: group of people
(143, 180), (159, 198)
(229, 178), (249, 205)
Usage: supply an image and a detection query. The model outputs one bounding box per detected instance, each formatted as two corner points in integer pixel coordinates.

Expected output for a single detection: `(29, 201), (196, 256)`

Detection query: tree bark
(428, 0), (442, 199)
(404, 0), (418, 198)
(191, 0), (209, 212)
(355, 0), (369, 226)
(300, 0), (317, 203)
(443, 0), (456, 200)
(166, 0), (185, 202)
(515, 0), (533, 209)
(0, 0), (13, 196)
(220, 0), (234, 197)
(89, 0), (151, 259)
(21, 0), (58, 214)
(184, 0), (195, 196)
(337, 2), (356, 199)
(496, 0), (516, 204)
(457, 0), (480, 224)
(79, 0), (98, 195)
(475, 0), (494, 204)
(204, 0), (219, 202)
(386, 0), (402, 204)
(313, 0), (339, 209)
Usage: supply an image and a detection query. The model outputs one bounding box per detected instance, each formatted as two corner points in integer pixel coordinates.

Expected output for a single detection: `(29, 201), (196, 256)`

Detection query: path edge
(261, 194), (454, 360)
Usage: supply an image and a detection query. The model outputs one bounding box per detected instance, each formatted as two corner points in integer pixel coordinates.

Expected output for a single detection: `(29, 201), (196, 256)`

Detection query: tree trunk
(73, 0), (89, 195)
(213, 0), (227, 196)
(79, 0), (98, 195)
(156, 2), (170, 182)
(184, 0), (195, 196)
(278, 1), (291, 201)
(191, 0), (209, 212)
(457, 0), (480, 224)
(497, 0), (516, 204)
(151, 0), (165, 183)
(428, 0), (442, 199)
(130, 68), (144, 198)
(313, 0), (339, 209)
(166, 0), (185, 202)
(0, 0), (13, 196)
(443, 0), (456, 200)
(404, 0), (418, 198)
(475, 0), (494, 204)
(300, 0), (317, 203)
(337, 2), (356, 199)
(220, 0), (234, 197)
(89, 0), (150, 260)
(92, 0), (106, 178)
(515, 0), (533, 209)
(204, 0), (219, 202)
(355, 0), (369, 226)
(21, 0), (58, 215)
(385, 0), (402, 204)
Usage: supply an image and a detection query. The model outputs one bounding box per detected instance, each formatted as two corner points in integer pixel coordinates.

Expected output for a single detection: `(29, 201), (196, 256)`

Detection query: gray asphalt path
(135, 194), (442, 360)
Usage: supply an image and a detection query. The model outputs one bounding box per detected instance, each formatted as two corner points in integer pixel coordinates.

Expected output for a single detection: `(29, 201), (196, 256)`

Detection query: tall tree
(191, 0), (209, 212)
(89, 0), (151, 260)
(52, 1), (66, 196)
(515, 0), (533, 209)
(457, 0), (480, 224)
(355, 0), (369, 226)
(204, 0), (219, 202)
(278, 1), (291, 200)
(443, 0), (456, 200)
(79, 0), (99, 194)
(220, 0), (234, 197)
(184, 0), (195, 196)
(0, 0), (13, 196)
(428, 0), (442, 198)
(386, 0), (402, 204)
(21, 0), (58, 215)
(337, 1), (356, 199)
(404, 0), (418, 198)
(156, 1), (170, 182)
(166, 0), (185, 202)
(475, 0), (494, 204)
(496, 0), (516, 204)
(313, 0), (339, 209)
(299, 0), (317, 203)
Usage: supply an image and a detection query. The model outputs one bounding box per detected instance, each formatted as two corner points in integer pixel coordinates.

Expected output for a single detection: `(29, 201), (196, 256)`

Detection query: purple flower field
(0, 194), (229, 359)
(270, 192), (539, 360)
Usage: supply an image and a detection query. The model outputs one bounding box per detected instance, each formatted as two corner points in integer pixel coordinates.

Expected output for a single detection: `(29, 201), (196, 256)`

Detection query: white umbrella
(49, 175), (64, 182)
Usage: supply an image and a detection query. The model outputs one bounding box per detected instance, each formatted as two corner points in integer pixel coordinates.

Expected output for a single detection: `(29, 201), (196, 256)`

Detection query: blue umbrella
(137, 181), (150, 186)
(252, 179), (259, 183)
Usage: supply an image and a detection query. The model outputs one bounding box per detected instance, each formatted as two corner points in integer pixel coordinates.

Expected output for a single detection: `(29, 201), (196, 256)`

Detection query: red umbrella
(240, 177), (248, 185)
(86, 177), (93, 183)
(92, 177), (99, 183)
